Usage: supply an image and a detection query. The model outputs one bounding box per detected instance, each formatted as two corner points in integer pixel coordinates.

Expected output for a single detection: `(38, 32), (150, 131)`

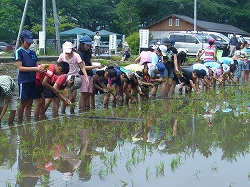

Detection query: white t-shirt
(94, 35), (101, 47)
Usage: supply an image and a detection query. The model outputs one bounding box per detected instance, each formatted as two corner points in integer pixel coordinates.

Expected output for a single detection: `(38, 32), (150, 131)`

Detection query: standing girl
(15, 30), (45, 123)
(77, 35), (102, 112)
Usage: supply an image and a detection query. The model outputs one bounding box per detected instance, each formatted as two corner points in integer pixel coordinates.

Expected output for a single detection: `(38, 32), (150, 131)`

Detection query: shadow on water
(1, 86), (250, 186)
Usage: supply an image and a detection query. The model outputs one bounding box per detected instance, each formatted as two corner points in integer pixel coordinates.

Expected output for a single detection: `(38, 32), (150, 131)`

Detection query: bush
(125, 32), (140, 56)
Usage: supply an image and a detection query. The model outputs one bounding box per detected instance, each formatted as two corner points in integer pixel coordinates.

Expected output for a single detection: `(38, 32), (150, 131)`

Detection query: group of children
(0, 30), (98, 124)
(0, 30), (249, 125)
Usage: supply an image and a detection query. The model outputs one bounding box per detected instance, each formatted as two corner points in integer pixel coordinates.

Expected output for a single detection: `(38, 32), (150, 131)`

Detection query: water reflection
(1, 97), (250, 186)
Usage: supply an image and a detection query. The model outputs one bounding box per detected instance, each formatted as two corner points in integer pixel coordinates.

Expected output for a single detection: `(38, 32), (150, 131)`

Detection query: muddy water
(0, 97), (250, 187)
(1, 61), (250, 186)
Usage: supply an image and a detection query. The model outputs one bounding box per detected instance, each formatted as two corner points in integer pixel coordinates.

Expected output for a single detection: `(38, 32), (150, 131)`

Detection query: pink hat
(62, 41), (74, 53)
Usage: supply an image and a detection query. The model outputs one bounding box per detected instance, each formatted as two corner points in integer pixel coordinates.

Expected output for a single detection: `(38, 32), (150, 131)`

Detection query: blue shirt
(150, 52), (159, 65)
(218, 57), (234, 65)
(15, 47), (38, 84)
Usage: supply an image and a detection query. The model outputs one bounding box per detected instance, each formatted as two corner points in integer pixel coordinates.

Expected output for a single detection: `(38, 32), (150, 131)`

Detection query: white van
(168, 32), (208, 56)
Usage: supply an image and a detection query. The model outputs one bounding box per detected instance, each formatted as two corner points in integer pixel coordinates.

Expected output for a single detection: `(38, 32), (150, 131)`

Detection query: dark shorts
(35, 85), (44, 99)
(19, 82), (37, 100)
(43, 87), (57, 99)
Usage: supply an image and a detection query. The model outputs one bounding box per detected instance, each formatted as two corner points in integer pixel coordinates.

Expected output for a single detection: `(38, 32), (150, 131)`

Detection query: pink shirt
(58, 52), (82, 75)
(139, 51), (153, 65)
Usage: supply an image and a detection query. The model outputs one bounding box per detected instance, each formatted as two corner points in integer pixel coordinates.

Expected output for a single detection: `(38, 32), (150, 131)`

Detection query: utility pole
(194, 0), (197, 31)
(52, 0), (61, 53)
(42, 0), (46, 54)
(15, 0), (30, 50)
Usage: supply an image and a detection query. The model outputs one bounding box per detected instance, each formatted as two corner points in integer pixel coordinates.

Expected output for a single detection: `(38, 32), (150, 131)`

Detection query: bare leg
(24, 99), (33, 122)
(52, 98), (60, 116)
(61, 88), (69, 114)
(69, 90), (77, 114)
(8, 110), (16, 125)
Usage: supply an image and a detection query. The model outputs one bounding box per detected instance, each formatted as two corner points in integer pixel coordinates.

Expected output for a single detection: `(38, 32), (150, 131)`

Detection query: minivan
(197, 31), (229, 50)
(168, 32), (208, 55)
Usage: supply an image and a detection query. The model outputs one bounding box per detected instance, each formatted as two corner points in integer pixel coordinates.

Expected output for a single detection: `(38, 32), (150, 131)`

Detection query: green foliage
(1, 0), (250, 45)
(115, 0), (140, 35)
(125, 32), (140, 55)
(32, 11), (78, 39)
(0, 0), (21, 40)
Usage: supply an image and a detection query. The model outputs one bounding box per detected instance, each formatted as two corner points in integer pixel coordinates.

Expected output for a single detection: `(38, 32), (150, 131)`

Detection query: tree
(0, 0), (21, 40)
(114, 0), (140, 36)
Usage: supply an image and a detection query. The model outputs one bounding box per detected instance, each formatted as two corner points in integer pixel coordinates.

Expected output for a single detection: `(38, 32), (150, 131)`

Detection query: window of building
(169, 19), (172, 26)
(176, 19), (179, 26)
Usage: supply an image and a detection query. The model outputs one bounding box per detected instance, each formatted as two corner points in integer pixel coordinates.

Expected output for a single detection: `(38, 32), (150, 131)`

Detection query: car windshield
(194, 34), (205, 43)
(198, 34), (213, 43)
(217, 33), (230, 42)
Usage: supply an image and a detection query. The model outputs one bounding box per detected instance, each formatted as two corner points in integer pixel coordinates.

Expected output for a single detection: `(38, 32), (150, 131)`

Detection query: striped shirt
(0, 75), (17, 98)
(203, 45), (216, 62)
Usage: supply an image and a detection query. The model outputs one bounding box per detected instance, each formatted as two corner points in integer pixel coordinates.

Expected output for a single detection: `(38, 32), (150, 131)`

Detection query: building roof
(145, 14), (250, 36)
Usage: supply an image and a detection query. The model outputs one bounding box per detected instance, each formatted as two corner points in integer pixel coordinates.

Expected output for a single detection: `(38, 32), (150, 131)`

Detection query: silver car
(0, 42), (10, 51)
(168, 32), (208, 55)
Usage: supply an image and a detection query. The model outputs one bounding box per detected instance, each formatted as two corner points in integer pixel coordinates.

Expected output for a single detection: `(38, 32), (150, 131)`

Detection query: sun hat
(148, 63), (157, 77)
(67, 75), (82, 93)
(19, 30), (34, 43)
(150, 45), (157, 50)
(63, 172), (73, 181)
(125, 71), (133, 80)
(79, 35), (92, 45)
(62, 41), (74, 53)
(123, 42), (129, 47)
(159, 45), (168, 56)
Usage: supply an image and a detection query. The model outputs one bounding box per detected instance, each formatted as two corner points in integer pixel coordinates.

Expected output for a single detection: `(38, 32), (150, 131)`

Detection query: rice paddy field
(0, 83), (250, 187)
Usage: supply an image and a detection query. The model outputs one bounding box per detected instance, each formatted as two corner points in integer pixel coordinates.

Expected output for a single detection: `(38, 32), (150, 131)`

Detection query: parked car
(0, 42), (10, 51)
(244, 37), (250, 44)
(196, 32), (229, 50)
(168, 32), (208, 55)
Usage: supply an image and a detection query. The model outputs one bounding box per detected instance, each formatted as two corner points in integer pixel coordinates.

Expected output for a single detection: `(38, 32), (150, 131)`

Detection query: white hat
(148, 63), (157, 77)
(63, 172), (73, 181)
(150, 45), (157, 50)
(125, 71), (133, 80)
(159, 45), (168, 56)
(123, 42), (129, 47)
(62, 41), (74, 53)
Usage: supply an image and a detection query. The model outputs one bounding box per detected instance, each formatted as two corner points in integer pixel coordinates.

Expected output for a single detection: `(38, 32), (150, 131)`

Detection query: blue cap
(79, 35), (92, 45)
(19, 30), (34, 43)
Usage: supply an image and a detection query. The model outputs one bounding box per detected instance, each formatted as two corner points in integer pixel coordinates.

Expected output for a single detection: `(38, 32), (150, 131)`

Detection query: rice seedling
(193, 169), (201, 180)
(155, 161), (165, 178)
(210, 162), (218, 173)
(5, 180), (12, 187)
(170, 156), (181, 171)
(117, 179), (128, 187)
